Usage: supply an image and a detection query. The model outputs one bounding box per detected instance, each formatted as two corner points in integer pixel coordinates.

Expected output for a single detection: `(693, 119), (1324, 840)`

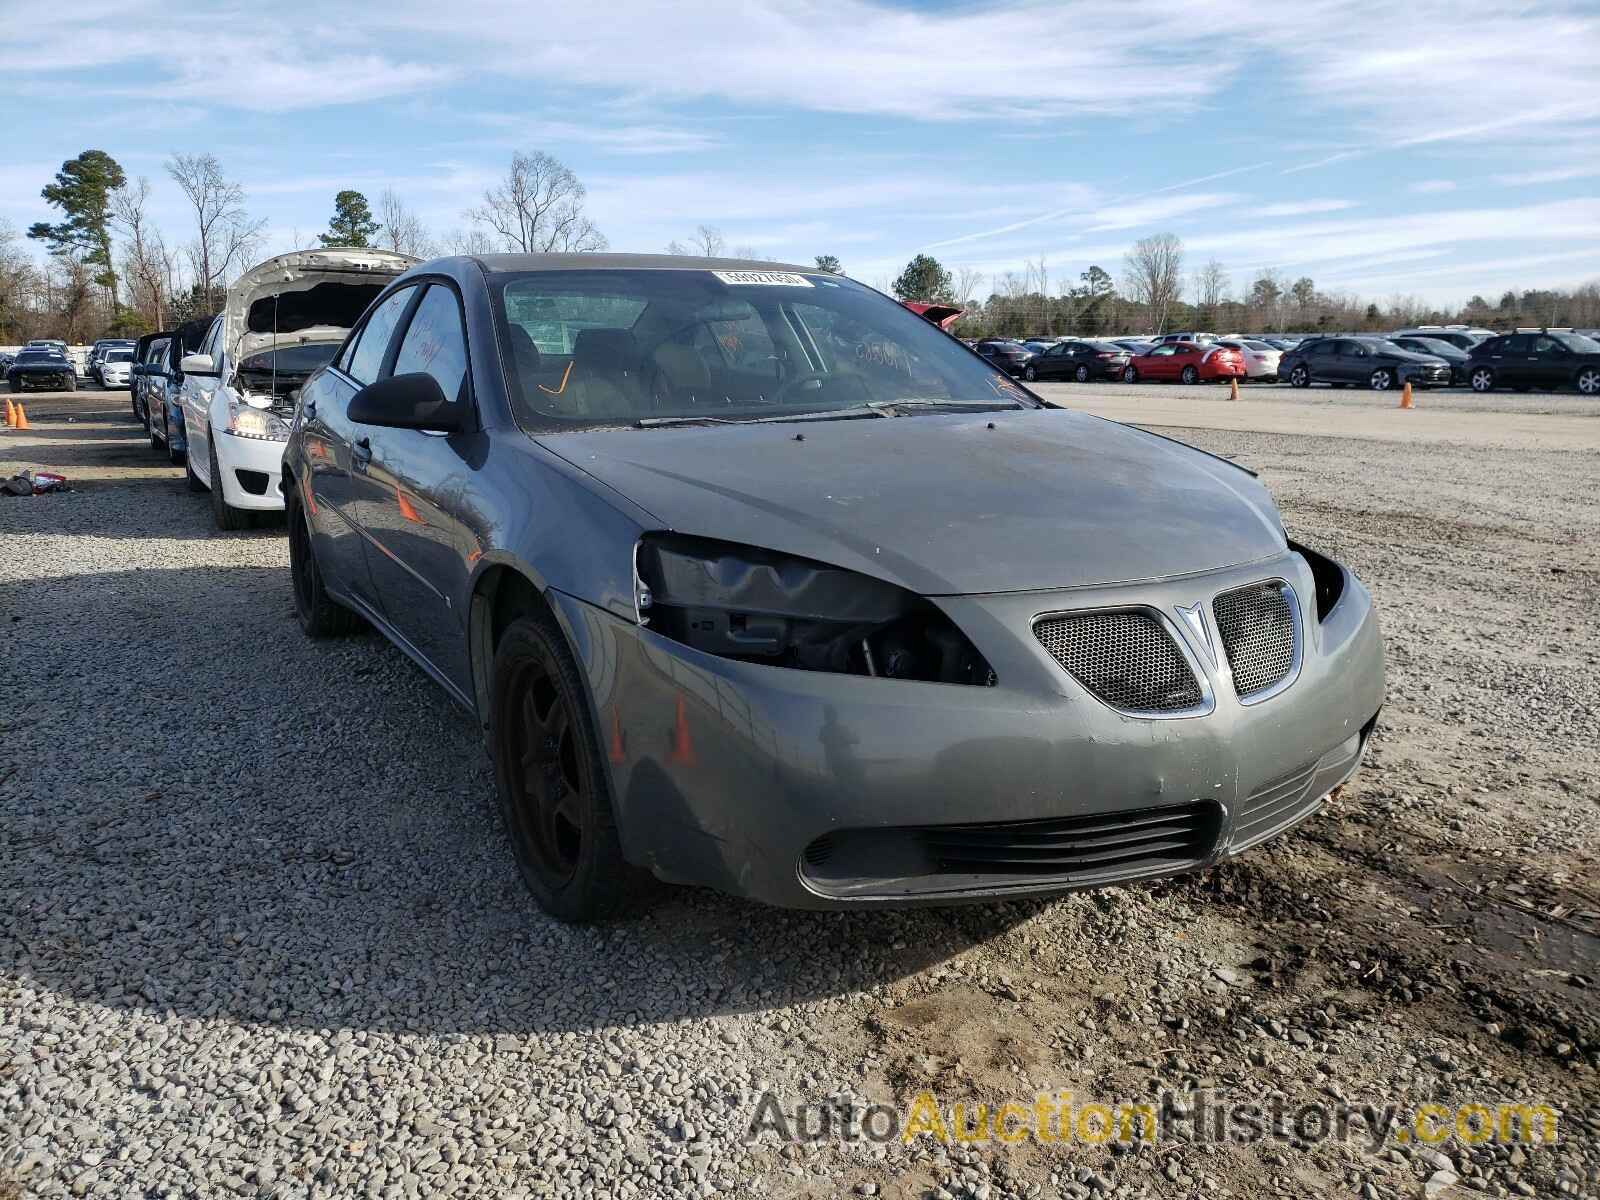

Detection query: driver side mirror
(180, 353), (217, 377)
(348, 372), (461, 433)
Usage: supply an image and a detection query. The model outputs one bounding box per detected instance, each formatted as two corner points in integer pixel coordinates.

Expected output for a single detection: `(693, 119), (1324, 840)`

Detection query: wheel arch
(468, 559), (561, 725)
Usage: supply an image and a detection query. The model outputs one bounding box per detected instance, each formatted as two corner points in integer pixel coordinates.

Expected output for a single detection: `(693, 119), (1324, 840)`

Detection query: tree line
(887, 235), (1600, 338)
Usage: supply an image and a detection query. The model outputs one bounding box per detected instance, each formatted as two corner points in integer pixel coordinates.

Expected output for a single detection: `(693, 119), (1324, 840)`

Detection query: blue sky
(4, 0), (1599, 305)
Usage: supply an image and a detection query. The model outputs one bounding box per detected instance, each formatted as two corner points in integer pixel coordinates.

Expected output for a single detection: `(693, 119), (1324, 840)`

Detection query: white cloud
(1083, 193), (1241, 232)
(1255, 199), (1358, 217)
(1493, 165), (1600, 186)
(1407, 180), (1457, 194)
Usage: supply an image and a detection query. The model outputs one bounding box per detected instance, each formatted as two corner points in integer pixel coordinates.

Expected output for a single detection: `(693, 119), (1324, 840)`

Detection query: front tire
(491, 614), (646, 922)
(1470, 367), (1495, 392)
(1074, 364), (1090, 382)
(1022, 364), (1036, 382)
(1576, 367), (1600, 396)
(208, 437), (251, 531)
(1369, 368), (1395, 391)
(1180, 365), (1199, 384)
(288, 488), (362, 637)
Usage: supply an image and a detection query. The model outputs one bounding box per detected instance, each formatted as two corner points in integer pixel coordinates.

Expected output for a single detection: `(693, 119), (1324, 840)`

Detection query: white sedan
(1217, 338), (1282, 381)
(177, 247), (419, 530)
(99, 349), (135, 389)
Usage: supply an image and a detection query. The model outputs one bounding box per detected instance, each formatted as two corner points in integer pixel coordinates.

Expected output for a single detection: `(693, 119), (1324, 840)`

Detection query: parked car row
(86, 249), (1392, 922)
(955, 322), (1600, 394)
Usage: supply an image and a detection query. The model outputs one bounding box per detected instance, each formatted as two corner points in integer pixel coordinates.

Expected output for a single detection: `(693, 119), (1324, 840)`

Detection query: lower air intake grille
(1213, 583), (1296, 698)
(1034, 610), (1203, 714)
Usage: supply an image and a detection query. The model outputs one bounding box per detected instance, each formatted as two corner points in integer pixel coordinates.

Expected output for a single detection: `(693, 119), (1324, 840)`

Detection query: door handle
(352, 436), (372, 470)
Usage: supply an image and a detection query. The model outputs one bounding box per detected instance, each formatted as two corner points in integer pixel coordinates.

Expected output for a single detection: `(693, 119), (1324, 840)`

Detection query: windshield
(493, 268), (1035, 429)
(16, 352), (63, 363)
(107, 350), (133, 362)
(237, 343), (341, 377)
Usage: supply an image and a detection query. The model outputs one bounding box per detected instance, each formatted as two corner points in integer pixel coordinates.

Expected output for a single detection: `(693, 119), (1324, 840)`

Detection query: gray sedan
(281, 254), (1385, 921)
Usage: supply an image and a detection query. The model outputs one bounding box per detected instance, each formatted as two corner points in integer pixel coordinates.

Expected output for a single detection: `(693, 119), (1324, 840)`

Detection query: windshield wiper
(875, 398), (1027, 414)
(634, 415), (753, 428)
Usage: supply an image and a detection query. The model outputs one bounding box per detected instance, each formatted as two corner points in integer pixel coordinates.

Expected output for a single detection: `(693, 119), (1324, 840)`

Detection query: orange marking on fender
(608, 707), (626, 764)
(669, 695), (696, 767)
(395, 486), (424, 524)
(537, 361), (574, 396)
(304, 484), (318, 516)
(466, 547), (483, 564)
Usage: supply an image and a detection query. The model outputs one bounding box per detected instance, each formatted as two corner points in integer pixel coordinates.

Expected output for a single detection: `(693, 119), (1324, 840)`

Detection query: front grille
(1034, 610), (1203, 714)
(1213, 583), (1296, 699)
(799, 800), (1223, 898)
(922, 802), (1220, 876)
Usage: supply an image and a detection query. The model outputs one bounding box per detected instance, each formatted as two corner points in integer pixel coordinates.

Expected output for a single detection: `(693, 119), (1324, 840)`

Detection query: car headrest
(507, 323), (541, 373)
(573, 328), (637, 370)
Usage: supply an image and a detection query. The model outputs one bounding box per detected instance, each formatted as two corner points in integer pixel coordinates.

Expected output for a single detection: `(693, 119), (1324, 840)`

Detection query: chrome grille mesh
(1034, 611), (1203, 714)
(1214, 583), (1296, 698)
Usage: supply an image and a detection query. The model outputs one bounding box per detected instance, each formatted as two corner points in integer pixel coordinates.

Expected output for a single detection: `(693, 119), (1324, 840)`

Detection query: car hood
(538, 408), (1286, 595)
(221, 248), (420, 365)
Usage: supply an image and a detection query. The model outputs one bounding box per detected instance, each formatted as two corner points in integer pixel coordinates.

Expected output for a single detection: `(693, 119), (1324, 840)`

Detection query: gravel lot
(2, 385), (1597, 1200)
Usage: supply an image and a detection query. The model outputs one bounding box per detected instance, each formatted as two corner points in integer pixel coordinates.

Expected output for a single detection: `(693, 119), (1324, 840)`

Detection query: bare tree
(470, 151), (606, 254)
(166, 153), (265, 312)
(1192, 258), (1229, 328)
(1122, 233), (1185, 333)
(111, 177), (169, 327)
(445, 226), (498, 256)
(0, 220), (39, 339)
(950, 266), (985, 306)
(378, 190), (434, 257)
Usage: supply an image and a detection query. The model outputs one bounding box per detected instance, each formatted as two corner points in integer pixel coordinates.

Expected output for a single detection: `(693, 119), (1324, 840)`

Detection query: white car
(178, 247), (420, 530)
(98, 348), (135, 389)
(1217, 338), (1282, 381)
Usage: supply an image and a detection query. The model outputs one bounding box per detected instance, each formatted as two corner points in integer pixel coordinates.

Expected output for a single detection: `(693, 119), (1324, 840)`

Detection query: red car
(1122, 340), (1245, 384)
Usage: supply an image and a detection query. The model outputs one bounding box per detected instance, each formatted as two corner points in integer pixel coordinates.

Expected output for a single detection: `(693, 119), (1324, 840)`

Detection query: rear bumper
(550, 549), (1385, 909)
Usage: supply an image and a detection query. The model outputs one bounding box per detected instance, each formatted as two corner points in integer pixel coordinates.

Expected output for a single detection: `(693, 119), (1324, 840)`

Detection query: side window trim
(336, 283), (419, 386)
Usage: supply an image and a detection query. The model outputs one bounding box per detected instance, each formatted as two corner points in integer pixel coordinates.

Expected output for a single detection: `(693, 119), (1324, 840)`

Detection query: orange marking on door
(537, 361), (573, 396)
(395, 485), (424, 523)
(304, 483), (318, 516)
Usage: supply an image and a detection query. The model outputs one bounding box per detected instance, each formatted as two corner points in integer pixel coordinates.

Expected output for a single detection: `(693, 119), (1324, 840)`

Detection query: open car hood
(222, 248), (419, 364)
(539, 408), (1286, 596)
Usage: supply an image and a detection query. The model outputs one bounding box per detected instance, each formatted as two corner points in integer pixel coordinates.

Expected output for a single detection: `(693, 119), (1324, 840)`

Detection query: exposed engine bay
(636, 534), (995, 685)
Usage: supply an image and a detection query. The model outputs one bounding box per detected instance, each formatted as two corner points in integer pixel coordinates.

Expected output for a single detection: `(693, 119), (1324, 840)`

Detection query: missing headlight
(636, 534), (995, 685)
(1289, 539), (1346, 622)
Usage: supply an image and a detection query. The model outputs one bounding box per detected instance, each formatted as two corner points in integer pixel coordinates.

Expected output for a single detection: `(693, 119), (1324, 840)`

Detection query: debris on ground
(2, 469), (69, 495)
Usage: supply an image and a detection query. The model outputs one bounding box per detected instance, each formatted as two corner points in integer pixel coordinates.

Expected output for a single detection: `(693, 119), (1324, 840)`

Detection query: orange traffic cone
(13, 403), (28, 430)
(1399, 381), (1413, 409)
(1228, 377), (1240, 402)
(3, 398), (14, 427)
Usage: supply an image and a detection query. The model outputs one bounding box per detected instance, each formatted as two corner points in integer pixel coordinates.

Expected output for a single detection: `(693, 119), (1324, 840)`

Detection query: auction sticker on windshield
(712, 271), (814, 287)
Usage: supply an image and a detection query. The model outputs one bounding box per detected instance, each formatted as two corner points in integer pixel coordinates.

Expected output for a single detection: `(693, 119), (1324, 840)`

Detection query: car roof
(467, 252), (816, 275)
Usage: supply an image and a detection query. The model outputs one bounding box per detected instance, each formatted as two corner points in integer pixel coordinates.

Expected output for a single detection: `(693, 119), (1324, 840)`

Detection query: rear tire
(287, 487), (362, 637)
(1576, 367), (1600, 395)
(1180, 365), (1199, 384)
(490, 613), (649, 922)
(1470, 367), (1495, 392)
(1122, 366), (1138, 384)
(1023, 364), (1036, 382)
(1369, 368), (1395, 391)
(1289, 365), (1309, 388)
(208, 437), (251, 531)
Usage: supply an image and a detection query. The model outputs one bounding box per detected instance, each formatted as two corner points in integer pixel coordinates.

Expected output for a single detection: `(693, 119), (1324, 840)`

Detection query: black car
(1281, 336), (1450, 391)
(1466, 330), (1600, 395)
(973, 339), (1034, 376)
(129, 331), (175, 424)
(6, 349), (77, 393)
(1389, 335), (1469, 385)
(1024, 338), (1132, 382)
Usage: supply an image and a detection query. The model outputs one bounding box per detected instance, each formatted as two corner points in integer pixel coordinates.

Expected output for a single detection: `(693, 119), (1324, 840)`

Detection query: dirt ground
(2, 384), (1597, 1200)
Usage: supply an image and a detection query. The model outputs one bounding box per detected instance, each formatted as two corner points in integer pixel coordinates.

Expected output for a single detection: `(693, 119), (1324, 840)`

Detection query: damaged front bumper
(549, 548), (1385, 910)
